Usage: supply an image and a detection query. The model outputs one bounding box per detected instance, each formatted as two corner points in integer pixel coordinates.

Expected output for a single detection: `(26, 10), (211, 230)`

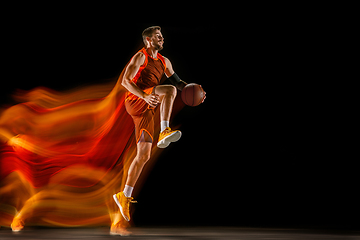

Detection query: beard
(154, 43), (163, 51)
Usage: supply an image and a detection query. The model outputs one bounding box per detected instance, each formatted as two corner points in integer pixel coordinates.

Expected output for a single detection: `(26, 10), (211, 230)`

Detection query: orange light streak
(0, 68), (171, 230)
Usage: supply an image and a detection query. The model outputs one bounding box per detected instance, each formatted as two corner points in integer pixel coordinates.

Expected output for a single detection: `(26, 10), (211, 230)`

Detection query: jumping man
(113, 26), (199, 222)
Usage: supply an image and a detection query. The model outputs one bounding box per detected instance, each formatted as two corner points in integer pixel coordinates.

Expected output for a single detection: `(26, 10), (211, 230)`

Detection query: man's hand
(143, 92), (160, 108)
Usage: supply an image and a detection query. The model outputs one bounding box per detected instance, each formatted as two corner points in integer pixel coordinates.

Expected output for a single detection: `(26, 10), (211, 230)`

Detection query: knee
(165, 85), (177, 97)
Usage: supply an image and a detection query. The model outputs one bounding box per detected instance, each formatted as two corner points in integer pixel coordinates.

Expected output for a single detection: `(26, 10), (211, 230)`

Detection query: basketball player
(113, 26), (204, 223)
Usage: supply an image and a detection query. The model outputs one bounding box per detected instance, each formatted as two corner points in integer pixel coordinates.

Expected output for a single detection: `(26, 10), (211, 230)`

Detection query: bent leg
(154, 85), (182, 148)
(154, 85), (177, 122)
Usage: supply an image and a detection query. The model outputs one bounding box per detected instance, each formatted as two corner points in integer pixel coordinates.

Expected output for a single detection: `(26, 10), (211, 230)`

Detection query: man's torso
(126, 48), (166, 101)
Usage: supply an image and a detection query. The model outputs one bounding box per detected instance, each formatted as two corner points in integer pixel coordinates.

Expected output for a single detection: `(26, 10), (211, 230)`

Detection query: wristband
(168, 73), (181, 85)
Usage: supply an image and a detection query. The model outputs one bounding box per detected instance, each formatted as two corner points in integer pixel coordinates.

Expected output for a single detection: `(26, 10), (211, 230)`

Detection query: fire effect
(0, 68), (173, 230)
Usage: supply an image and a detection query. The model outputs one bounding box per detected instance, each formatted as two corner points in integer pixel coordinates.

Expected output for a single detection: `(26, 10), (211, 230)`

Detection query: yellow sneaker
(113, 192), (137, 221)
(11, 216), (24, 232)
(157, 127), (182, 148)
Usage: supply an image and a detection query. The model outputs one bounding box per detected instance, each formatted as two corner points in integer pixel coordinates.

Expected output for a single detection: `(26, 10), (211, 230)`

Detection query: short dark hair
(142, 26), (161, 45)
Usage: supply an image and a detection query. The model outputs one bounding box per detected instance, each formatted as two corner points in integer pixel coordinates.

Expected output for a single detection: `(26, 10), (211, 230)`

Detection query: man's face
(149, 30), (164, 51)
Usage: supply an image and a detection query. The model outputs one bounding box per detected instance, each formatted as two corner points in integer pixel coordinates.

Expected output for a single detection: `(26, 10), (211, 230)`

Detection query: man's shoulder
(134, 51), (146, 59)
(131, 51), (146, 65)
(161, 55), (170, 63)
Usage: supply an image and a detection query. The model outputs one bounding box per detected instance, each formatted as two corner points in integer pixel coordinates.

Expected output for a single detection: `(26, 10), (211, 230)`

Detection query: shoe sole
(113, 194), (130, 221)
(157, 131), (182, 148)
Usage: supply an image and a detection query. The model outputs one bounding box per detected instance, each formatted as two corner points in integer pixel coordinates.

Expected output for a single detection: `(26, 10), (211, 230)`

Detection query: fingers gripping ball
(181, 83), (206, 106)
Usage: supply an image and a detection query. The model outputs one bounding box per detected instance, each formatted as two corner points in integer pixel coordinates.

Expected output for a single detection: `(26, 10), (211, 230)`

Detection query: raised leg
(154, 85), (177, 122)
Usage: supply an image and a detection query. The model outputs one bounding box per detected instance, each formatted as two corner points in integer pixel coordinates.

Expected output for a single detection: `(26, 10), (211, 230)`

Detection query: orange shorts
(125, 98), (155, 143)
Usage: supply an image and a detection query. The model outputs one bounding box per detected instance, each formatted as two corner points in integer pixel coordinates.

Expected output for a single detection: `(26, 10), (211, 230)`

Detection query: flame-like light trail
(0, 67), (172, 230)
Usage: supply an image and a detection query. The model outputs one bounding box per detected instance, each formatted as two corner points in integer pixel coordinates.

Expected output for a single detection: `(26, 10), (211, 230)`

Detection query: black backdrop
(1, 7), (358, 230)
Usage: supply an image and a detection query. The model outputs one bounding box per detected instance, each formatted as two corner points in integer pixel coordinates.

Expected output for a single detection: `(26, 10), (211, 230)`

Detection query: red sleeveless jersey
(126, 48), (166, 101)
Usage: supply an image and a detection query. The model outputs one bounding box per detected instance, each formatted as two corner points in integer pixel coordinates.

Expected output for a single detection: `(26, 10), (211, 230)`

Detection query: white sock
(160, 121), (169, 132)
(123, 185), (134, 198)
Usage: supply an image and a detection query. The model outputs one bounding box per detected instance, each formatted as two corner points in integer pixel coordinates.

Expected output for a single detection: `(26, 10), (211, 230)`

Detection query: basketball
(181, 83), (206, 106)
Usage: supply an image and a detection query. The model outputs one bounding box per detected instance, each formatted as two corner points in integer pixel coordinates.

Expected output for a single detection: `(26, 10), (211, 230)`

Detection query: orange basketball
(181, 83), (206, 106)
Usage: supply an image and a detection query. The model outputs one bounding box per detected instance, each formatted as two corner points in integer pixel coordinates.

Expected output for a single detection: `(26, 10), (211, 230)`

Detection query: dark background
(1, 5), (358, 230)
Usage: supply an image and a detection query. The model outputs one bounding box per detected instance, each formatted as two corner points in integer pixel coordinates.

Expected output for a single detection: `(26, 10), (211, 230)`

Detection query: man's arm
(164, 57), (187, 91)
(122, 52), (160, 108)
